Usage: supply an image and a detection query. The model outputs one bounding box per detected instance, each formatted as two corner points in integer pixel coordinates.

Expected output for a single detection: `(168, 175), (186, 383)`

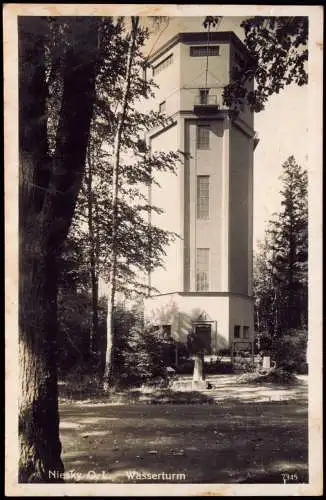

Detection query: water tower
(144, 26), (257, 357)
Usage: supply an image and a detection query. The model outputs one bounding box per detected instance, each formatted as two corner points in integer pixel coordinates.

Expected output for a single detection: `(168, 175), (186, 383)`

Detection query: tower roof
(148, 31), (250, 64)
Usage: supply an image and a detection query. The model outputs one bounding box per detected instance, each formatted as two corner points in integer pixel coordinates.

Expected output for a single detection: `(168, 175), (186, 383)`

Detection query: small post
(251, 337), (255, 364)
(174, 342), (178, 368)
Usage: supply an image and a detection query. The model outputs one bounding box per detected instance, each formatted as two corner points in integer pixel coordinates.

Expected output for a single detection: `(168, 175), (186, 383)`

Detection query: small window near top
(190, 46), (220, 57)
(243, 326), (249, 339)
(159, 101), (166, 114)
(234, 325), (241, 339)
(153, 54), (174, 76)
(197, 125), (210, 150)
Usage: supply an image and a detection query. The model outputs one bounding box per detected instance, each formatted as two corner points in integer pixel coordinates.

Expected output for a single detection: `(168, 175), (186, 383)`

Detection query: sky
(253, 84), (308, 245)
(143, 15), (309, 249)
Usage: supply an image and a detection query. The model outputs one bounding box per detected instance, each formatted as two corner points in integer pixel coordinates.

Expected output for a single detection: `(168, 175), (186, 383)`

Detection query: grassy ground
(59, 374), (308, 483)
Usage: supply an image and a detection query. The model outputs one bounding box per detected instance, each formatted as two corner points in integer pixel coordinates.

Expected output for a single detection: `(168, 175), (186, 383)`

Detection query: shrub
(58, 298), (173, 388)
(57, 290), (94, 376)
(216, 348), (231, 357)
(205, 359), (234, 374)
(57, 290), (108, 378)
(238, 367), (299, 385)
(273, 329), (308, 374)
(58, 371), (103, 400)
(114, 321), (171, 388)
(176, 359), (194, 375)
(253, 332), (273, 353)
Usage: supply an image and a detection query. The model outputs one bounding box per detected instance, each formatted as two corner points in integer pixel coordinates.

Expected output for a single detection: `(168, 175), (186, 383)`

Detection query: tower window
(234, 325), (241, 339)
(197, 175), (210, 219)
(196, 248), (209, 291)
(197, 125), (210, 149)
(243, 326), (250, 339)
(199, 88), (209, 104)
(190, 46), (220, 57)
(153, 53), (174, 76)
(159, 101), (166, 114)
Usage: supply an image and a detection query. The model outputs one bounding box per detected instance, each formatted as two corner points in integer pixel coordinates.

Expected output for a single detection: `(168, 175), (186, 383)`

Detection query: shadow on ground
(59, 386), (216, 405)
(59, 375), (308, 484)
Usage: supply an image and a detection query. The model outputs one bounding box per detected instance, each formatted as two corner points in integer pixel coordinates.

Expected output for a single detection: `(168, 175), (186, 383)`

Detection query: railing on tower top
(194, 92), (223, 114)
(195, 94), (218, 106)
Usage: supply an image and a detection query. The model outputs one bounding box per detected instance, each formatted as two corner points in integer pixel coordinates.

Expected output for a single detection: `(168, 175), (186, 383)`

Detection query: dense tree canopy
(204, 16), (308, 114)
(253, 156), (308, 336)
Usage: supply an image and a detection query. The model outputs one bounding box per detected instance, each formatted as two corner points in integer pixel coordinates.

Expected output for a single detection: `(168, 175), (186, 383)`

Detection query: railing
(195, 95), (219, 106)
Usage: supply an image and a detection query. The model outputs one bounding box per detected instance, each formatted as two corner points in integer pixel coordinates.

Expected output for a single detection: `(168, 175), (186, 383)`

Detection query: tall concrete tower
(144, 28), (257, 355)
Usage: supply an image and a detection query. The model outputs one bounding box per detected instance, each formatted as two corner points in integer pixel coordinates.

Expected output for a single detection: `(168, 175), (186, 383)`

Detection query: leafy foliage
(57, 282), (174, 387)
(114, 308), (175, 388)
(220, 16), (308, 114)
(253, 235), (278, 335)
(274, 329), (308, 374)
(238, 366), (300, 384)
(203, 16), (222, 29)
(270, 156), (308, 333)
(70, 18), (180, 300)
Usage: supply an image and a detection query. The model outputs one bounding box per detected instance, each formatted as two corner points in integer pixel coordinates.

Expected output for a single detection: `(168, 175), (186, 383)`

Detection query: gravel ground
(59, 375), (308, 484)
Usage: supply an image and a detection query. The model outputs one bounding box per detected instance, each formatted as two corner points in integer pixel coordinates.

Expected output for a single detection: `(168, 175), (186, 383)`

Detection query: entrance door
(195, 324), (212, 354)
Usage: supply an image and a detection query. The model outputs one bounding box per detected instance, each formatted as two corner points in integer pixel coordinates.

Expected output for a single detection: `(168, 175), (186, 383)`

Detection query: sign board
(233, 341), (253, 352)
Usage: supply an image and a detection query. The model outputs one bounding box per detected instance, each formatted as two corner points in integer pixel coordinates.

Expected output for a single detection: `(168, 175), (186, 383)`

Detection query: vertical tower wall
(229, 124), (253, 295)
(150, 123), (183, 294)
(183, 118), (225, 292)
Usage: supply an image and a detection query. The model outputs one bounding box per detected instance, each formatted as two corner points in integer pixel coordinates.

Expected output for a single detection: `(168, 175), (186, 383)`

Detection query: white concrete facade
(144, 30), (255, 353)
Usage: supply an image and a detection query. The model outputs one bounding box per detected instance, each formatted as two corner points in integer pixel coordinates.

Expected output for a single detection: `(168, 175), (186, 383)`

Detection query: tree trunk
(94, 195), (101, 357)
(18, 17), (63, 482)
(86, 149), (99, 357)
(19, 16), (99, 482)
(19, 232), (63, 482)
(103, 17), (139, 390)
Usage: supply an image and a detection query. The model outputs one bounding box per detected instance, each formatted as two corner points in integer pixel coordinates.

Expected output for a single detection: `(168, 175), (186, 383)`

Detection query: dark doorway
(195, 324), (212, 354)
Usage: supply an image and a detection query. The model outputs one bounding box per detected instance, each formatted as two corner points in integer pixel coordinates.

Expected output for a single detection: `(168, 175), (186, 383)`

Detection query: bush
(59, 371), (103, 400)
(238, 367), (299, 385)
(58, 298), (173, 388)
(216, 348), (231, 357)
(253, 332), (273, 353)
(57, 290), (95, 376)
(114, 319), (171, 389)
(57, 289), (108, 378)
(273, 329), (308, 374)
(176, 359), (194, 375)
(205, 359), (234, 374)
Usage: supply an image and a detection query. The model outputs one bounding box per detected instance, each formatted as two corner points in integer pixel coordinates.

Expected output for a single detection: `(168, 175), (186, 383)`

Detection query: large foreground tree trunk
(19, 236), (63, 482)
(19, 16), (99, 482)
(18, 16), (63, 483)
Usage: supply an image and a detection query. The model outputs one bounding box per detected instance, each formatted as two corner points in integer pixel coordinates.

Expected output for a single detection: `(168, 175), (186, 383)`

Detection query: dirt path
(59, 376), (308, 483)
(170, 374), (308, 402)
